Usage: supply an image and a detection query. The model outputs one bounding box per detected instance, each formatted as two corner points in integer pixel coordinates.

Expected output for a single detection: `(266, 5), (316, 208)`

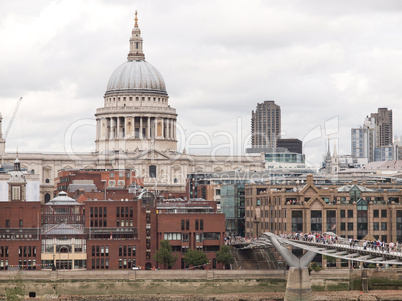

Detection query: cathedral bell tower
(8, 156), (27, 202)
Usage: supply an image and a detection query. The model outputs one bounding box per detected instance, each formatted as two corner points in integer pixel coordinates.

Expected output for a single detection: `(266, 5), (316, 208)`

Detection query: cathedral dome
(106, 60), (166, 95)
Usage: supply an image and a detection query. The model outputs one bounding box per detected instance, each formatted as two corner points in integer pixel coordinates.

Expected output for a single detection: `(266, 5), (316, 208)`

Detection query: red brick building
(0, 167), (226, 271)
(55, 169), (143, 201)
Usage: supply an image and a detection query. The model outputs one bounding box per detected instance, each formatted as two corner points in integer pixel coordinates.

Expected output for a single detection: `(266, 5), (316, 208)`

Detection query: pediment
(306, 196), (326, 208)
(300, 184), (319, 195)
(132, 149), (170, 160)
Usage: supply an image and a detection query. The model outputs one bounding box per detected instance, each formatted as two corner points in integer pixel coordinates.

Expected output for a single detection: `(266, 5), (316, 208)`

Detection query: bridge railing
(278, 233), (402, 256)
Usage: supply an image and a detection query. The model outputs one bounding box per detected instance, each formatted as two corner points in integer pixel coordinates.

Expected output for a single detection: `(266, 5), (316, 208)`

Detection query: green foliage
(153, 240), (178, 269)
(310, 262), (322, 272)
(6, 271), (25, 301)
(184, 249), (209, 268)
(367, 263), (376, 268)
(216, 245), (234, 268)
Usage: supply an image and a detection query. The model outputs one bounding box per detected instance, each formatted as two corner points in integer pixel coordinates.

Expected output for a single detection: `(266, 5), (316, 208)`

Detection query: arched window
(44, 193), (51, 203)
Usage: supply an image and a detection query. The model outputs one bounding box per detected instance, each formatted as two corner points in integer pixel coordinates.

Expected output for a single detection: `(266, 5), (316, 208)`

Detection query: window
(19, 220), (23, 227)
(347, 210), (353, 218)
(381, 222), (387, 230)
(340, 223), (345, 231)
(181, 220), (185, 231)
(381, 210), (387, 218)
(186, 219), (189, 230)
(149, 165), (156, 178)
(348, 223), (353, 230)
(195, 219), (199, 230)
(182, 233), (189, 242)
(373, 222), (379, 231)
(12, 186), (21, 200)
(164, 233), (182, 240)
(5, 220), (9, 228)
(200, 219), (203, 230)
(340, 210), (345, 218)
(373, 210), (379, 218)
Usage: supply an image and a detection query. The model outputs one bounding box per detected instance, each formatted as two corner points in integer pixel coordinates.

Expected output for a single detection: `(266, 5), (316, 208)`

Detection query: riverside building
(245, 174), (402, 243)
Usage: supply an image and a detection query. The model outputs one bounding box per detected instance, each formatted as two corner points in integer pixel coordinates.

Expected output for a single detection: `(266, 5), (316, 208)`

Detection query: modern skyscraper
(351, 116), (376, 162)
(351, 108), (393, 162)
(251, 101), (281, 148)
(371, 108), (393, 147)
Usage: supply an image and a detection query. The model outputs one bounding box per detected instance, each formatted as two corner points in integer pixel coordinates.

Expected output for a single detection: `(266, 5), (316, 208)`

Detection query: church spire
(127, 10), (145, 61)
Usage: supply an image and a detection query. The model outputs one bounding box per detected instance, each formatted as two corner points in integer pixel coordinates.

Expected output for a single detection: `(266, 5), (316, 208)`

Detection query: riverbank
(36, 291), (402, 301)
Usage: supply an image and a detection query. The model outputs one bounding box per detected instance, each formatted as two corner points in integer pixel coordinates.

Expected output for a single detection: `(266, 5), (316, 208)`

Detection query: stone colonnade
(97, 116), (176, 140)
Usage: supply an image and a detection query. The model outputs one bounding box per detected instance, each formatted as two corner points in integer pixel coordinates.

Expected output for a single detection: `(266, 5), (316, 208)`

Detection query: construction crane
(4, 97), (23, 140)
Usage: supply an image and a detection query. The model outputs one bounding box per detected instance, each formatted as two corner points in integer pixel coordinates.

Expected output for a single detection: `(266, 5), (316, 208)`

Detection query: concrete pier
(285, 267), (313, 301)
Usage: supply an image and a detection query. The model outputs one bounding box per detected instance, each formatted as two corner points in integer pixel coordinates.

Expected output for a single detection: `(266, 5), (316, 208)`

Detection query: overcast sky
(1, 0), (402, 168)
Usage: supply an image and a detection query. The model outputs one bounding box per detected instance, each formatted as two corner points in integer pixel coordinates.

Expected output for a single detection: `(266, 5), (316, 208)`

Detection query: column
(122, 117), (126, 138)
(161, 118), (164, 138)
(173, 120), (176, 140)
(96, 119), (100, 140)
(165, 119), (169, 139)
(116, 117), (120, 138)
(109, 118), (114, 139)
(105, 118), (109, 139)
(139, 117), (143, 139)
(170, 119), (174, 140)
(147, 117), (151, 139)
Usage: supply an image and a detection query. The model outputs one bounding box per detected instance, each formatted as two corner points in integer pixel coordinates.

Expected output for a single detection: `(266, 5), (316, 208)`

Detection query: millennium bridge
(243, 232), (402, 301)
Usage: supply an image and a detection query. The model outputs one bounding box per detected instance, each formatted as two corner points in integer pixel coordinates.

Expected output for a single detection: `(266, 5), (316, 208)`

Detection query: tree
(153, 240), (178, 269)
(216, 245), (234, 269)
(184, 249), (209, 268)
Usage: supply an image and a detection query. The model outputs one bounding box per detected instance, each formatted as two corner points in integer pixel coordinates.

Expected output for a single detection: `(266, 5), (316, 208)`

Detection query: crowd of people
(279, 232), (402, 254)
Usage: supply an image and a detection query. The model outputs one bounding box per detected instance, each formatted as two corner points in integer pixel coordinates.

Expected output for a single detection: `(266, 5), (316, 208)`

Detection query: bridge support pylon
(285, 267), (312, 301)
(263, 233), (315, 301)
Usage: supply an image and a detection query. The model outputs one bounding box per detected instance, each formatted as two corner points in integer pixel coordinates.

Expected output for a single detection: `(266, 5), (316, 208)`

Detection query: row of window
(119, 258), (136, 269)
(181, 219), (204, 231)
(109, 172), (130, 178)
(90, 207), (108, 218)
(0, 246), (9, 257)
(92, 258), (109, 269)
(0, 234), (35, 239)
(119, 245), (136, 257)
(91, 245), (109, 257)
(163, 232), (220, 242)
(107, 96), (167, 104)
(18, 246), (37, 257)
(5, 220), (24, 227)
(116, 207), (134, 218)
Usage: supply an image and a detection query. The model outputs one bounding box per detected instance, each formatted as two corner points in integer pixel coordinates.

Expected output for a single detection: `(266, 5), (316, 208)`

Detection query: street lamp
(101, 180), (107, 201)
